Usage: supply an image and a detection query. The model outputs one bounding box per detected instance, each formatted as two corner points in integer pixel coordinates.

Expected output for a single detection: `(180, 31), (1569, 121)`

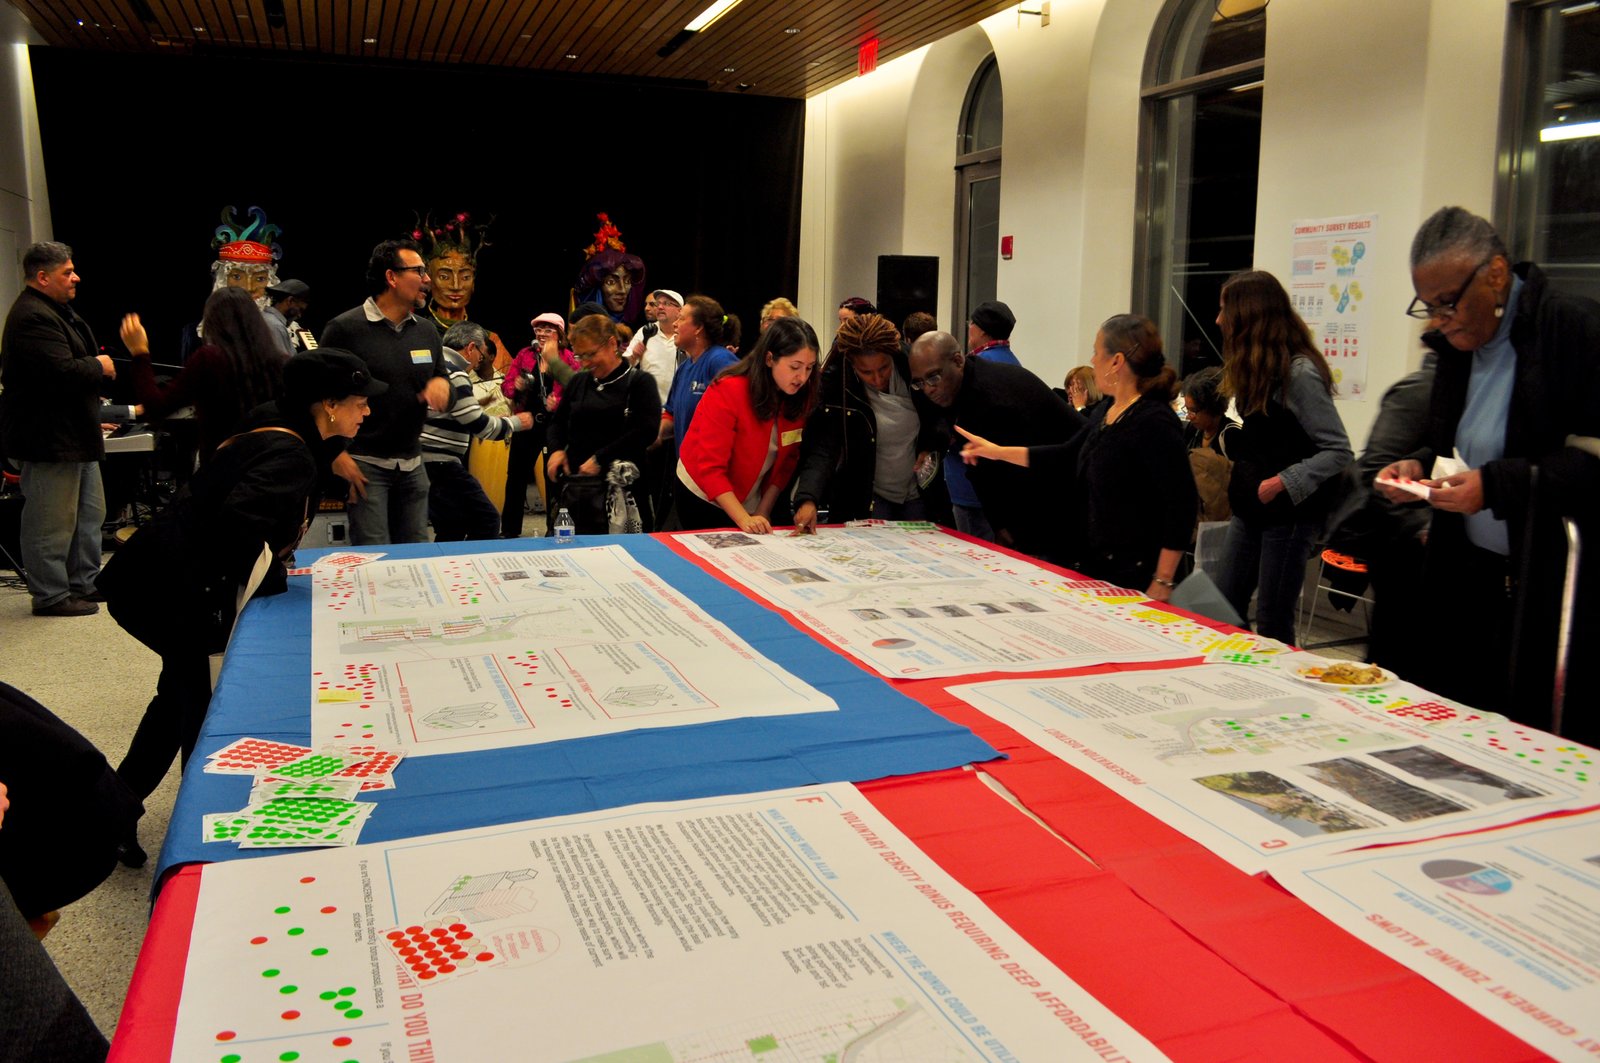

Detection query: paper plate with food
(1288, 660), (1394, 688)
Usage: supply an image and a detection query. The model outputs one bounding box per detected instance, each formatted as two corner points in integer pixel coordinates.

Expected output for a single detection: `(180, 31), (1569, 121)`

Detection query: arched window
(1498, 0), (1600, 302)
(954, 56), (1002, 333)
(1134, 0), (1266, 376)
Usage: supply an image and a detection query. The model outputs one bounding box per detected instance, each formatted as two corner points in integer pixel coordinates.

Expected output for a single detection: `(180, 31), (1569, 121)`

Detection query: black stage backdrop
(29, 47), (804, 361)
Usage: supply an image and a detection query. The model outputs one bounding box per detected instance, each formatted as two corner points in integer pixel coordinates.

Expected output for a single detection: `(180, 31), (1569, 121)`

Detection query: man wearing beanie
(944, 299), (1021, 541)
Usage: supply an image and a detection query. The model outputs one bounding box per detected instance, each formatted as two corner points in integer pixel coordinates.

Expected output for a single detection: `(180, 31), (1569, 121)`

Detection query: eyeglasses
(1405, 257), (1491, 320)
(393, 264), (430, 276)
(909, 370), (944, 392)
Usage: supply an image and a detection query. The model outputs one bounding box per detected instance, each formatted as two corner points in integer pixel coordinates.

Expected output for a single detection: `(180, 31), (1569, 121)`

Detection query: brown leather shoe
(31, 598), (99, 617)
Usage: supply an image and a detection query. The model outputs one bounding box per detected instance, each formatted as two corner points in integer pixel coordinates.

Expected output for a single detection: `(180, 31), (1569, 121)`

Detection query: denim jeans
(869, 496), (929, 522)
(1214, 515), (1319, 646)
(347, 458), (431, 545)
(951, 503), (995, 542)
(18, 461), (105, 608)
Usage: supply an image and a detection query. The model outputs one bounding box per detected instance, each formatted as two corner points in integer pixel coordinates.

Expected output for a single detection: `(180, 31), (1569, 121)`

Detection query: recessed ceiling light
(363, 36), (376, 43)
(723, 66), (735, 72)
(519, 33), (532, 38)
(76, 18), (85, 25)
(192, 25), (206, 32)
(784, 27), (799, 34)
(565, 53), (577, 59)
(807, 60), (822, 67)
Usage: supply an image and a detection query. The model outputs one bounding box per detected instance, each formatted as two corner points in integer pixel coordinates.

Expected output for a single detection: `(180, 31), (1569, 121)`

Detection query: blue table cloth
(156, 536), (999, 880)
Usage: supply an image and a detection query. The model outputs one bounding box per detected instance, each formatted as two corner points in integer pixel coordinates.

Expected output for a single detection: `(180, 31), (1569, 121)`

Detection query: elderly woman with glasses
(545, 314), (661, 533)
(1375, 206), (1600, 737)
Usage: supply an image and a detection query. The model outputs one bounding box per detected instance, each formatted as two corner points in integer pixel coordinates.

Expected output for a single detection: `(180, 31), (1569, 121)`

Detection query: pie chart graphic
(872, 637), (916, 649)
(1422, 859), (1513, 895)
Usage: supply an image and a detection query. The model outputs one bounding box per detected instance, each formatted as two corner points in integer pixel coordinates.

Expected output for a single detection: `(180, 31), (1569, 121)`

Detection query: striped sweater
(420, 350), (525, 463)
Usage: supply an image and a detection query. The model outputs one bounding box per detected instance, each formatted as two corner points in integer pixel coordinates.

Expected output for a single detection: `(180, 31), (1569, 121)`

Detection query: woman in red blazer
(675, 316), (821, 532)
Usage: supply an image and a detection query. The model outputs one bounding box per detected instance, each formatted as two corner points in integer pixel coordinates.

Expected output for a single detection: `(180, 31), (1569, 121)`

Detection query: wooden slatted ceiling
(10, 0), (1022, 97)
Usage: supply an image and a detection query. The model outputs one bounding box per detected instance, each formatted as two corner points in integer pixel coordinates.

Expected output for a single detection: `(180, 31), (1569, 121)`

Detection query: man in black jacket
(910, 330), (1083, 559)
(0, 242), (117, 616)
(321, 239), (450, 544)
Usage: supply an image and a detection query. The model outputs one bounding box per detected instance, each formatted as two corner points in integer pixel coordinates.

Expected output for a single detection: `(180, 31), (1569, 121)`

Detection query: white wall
(798, 0), (1511, 446)
(1253, 0), (1507, 444)
(0, 5), (49, 295)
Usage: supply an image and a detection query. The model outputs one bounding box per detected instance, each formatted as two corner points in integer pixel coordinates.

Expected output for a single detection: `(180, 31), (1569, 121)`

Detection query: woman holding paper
(98, 349), (383, 862)
(957, 314), (1196, 601)
(675, 316), (821, 533)
(1375, 206), (1600, 733)
(1211, 271), (1351, 644)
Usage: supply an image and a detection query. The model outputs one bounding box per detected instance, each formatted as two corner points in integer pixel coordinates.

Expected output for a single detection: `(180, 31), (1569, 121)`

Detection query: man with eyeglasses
(320, 238), (451, 545)
(1374, 206), (1600, 742)
(909, 330), (1081, 560)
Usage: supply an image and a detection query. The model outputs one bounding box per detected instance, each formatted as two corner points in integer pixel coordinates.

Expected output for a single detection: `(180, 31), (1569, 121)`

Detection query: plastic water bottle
(553, 507), (575, 545)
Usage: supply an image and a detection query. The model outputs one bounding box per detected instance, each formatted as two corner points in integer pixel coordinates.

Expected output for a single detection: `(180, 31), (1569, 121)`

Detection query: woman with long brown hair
(120, 286), (286, 459)
(1213, 270), (1352, 643)
(676, 316), (821, 533)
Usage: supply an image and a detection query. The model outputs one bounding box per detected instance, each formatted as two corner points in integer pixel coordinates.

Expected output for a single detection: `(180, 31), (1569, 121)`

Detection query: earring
(1494, 304), (1505, 319)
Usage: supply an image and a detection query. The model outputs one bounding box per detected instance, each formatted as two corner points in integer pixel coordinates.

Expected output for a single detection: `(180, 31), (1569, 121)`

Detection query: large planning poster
(951, 664), (1596, 874)
(308, 545), (836, 755)
(173, 783), (1169, 1062)
(1278, 811), (1600, 1061)
(670, 528), (1208, 679)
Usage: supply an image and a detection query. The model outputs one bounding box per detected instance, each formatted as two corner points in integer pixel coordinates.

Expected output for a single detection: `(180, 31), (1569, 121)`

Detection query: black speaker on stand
(875, 256), (939, 333)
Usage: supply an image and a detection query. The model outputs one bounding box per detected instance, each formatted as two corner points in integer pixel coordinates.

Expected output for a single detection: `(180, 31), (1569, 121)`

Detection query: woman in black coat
(957, 314), (1196, 601)
(791, 313), (949, 531)
(99, 349), (385, 859)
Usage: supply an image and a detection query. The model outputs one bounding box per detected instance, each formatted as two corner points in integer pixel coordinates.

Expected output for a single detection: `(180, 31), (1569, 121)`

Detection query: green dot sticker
(288, 927), (305, 936)
(222, 1056), (241, 1063)
(338, 986), (356, 996)
(262, 969), (280, 978)
(279, 984), (298, 995)
(275, 906), (291, 914)
(319, 990), (338, 1001)
(312, 947), (329, 956)
(334, 1000), (352, 1011)
(345, 1009), (364, 1019)
(281, 1053), (301, 1062)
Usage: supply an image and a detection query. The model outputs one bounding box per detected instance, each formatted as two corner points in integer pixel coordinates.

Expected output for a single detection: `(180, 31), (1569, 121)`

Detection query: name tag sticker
(410, 349), (434, 365)
(781, 428), (804, 446)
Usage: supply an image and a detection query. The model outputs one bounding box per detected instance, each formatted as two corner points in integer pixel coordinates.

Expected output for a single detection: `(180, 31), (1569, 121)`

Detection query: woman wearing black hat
(99, 349), (386, 862)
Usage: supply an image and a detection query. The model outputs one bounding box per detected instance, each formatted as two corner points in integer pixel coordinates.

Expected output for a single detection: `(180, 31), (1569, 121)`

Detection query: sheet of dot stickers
(306, 544), (838, 757)
(203, 799), (377, 849)
(948, 664), (1600, 876)
(173, 783), (1168, 1063)
(670, 527), (1207, 679)
(205, 737), (403, 785)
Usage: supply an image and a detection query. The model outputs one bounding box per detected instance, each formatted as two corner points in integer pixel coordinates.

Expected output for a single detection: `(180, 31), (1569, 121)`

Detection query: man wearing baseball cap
(264, 278), (314, 357)
(627, 288), (682, 405)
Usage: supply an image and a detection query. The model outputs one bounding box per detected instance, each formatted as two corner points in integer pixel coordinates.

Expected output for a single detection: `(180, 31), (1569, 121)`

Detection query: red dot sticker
(217, 1031), (236, 1041)
(300, 877), (316, 884)
(333, 1037), (353, 1047)
(282, 1010), (300, 1020)
(251, 936), (268, 945)
(321, 906), (337, 914)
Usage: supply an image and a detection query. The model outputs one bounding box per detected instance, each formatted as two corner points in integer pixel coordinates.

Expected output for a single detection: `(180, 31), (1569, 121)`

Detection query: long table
(111, 531), (1559, 1061)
